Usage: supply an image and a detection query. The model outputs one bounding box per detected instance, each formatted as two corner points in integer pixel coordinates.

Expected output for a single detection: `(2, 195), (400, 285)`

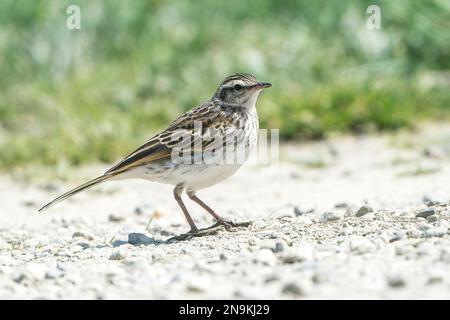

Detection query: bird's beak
(255, 82), (272, 89)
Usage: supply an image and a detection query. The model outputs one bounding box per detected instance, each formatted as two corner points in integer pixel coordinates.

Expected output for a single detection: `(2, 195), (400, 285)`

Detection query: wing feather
(104, 101), (232, 174)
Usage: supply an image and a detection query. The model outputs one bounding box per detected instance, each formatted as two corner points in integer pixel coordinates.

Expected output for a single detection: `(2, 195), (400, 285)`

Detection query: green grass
(0, 0), (449, 171)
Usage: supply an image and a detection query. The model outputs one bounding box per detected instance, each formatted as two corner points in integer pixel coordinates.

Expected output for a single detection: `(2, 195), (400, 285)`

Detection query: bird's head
(213, 73), (271, 108)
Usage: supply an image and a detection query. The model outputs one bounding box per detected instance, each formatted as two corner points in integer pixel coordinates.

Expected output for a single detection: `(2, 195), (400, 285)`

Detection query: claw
(209, 219), (252, 230)
(166, 220), (252, 242)
(166, 226), (221, 242)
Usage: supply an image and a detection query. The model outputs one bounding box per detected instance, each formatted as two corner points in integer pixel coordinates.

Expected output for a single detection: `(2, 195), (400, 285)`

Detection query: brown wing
(104, 101), (228, 174)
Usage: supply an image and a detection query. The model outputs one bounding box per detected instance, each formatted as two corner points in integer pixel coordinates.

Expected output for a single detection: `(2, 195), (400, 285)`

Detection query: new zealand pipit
(39, 73), (271, 237)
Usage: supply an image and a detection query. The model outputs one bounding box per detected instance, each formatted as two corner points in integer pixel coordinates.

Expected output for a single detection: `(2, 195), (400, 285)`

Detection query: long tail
(38, 174), (115, 212)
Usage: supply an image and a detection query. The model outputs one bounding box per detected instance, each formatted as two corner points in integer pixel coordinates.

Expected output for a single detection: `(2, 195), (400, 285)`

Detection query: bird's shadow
(112, 224), (236, 247)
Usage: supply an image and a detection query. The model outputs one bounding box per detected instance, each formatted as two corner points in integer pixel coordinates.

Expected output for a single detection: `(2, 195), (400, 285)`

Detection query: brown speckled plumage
(39, 74), (271, 239)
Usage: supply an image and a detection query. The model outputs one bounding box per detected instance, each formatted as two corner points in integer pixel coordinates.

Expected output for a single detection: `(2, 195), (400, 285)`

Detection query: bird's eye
(233, 84), (243, 91)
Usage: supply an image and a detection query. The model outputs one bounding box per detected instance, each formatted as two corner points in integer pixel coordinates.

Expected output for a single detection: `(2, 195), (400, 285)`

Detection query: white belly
(116, 108), (259, 192)
(117, 161), (243, 192)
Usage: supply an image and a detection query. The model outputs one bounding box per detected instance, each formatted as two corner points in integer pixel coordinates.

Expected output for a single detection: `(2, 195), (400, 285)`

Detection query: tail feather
(39, 174), (114, 212)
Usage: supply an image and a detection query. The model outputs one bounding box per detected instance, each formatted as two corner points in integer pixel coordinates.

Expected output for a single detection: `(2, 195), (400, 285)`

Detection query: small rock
(312, 272), (328, 284)
(406, 229), (421, 239)
(416, 208), (435, 219)
(187, 277), (211, 292)
(248, 238), (259, 246)
(134, 207), (143, 216)
(45, 267), (65, 279)
(424, 227), (447, 238)
(427, 215), (438, 223)
(389, 230), (406, 243)
(422, 195), (439, 206)
(350, 238), (375, 254)
(74, 242), (90, 250)
(259, 240), (278, 251)
(427, 276), (443, 285)
(72, 231), (94, 241)
(387, 275), (406, 288)
(282, 282), (303, 296)
(278, 246), (313, 264)
(123, 257), (150, 269)
(423, 146), (446, 159)
(22, 200), (36, 207)
(334, 202), (348, 209)
(109, 250), (127, 260)
(320, 211), (340, 223)
(294, 205), (314, 216)
(219, 253), (227, 261)
(356, 205), (374, 217)
(128, 233), (157, 246)
(344, 207), (355, 217)
(265, 274), (279, 283)
(274, 241), (284, 253)
(109, 214), (124, 222)
(13, 272), (28, 284)
(417, 222), (433, 231)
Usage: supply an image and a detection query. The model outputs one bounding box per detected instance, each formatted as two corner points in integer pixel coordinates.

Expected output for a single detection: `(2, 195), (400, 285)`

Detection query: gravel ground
(1, 124), (450, 299)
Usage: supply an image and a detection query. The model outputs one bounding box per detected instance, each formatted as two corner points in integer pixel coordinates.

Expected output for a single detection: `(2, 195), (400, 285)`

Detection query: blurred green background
(0, 0), (449, 171)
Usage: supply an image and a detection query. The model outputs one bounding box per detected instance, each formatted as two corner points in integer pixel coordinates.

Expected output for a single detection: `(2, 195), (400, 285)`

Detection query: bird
(39, 73), (271, 238)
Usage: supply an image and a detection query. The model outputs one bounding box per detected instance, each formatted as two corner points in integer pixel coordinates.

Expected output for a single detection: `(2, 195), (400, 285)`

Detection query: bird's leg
(168, 186), (225, 242)
(173, 185), (199, 234)
(187, 192), (251, 230)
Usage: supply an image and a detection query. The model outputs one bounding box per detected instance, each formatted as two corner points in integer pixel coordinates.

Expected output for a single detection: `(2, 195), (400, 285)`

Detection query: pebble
(427, 276), (443, 285)
(406, 229), (421, 239)
(258, 240), (278, 251)
(424, 227), (447, 238)
(76, 242), (91, 250)
(277, 246), (313, 264)
(294, 205), (314, 216)
(281, 282), (303, 296)
(108, 214), (124, 222)
(320, 211), (340, 223)
(334, 202), (348, 209)
(389, 230), (406, 243)
(350, 238), (375, 254)
(422, 195), (441, 207)
(128, 233), (157, 246)
(387, 275), (406, 288)
(356, 205), (374, 217)
(187, 277), (211, 292)
(72, 231), (95, 241)
(265, 274), (279, 283)
(416, 208), (435, 219)
(123, 257), (151, 270)
(109, 250), (127, 261)
(312, 272), (328, 284)
(274, 241), (284, 253)
(427, 215), (438, 223)
(45, 267), (65, 279)
(12, 272), (28, 284)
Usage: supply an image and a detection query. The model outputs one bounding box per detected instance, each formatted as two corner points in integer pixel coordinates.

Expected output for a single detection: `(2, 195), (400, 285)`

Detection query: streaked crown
(213, 73), (271, 108)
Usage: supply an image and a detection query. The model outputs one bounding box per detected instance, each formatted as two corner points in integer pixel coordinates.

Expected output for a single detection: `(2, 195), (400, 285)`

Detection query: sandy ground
(1, 124), (450, 299)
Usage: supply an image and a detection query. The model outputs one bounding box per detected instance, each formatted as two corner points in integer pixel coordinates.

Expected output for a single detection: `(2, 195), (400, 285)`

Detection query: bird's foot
(208, 219), (252, 231)
(167, 220), (252, 242)
(167, 226), (222, 242)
